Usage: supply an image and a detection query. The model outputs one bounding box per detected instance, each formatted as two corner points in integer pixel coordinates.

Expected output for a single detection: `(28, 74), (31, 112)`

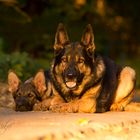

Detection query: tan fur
(50, 81), (102, 113)
(8, 71), (20, 93)
(0, 83), (15, 110)
(110, 67), (136, 111)
(33, 70), (47, 96)
(125, 102), (140, 111)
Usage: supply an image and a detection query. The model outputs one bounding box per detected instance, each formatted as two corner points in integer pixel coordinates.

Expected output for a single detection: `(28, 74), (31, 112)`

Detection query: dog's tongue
(66, 82), (76, 89)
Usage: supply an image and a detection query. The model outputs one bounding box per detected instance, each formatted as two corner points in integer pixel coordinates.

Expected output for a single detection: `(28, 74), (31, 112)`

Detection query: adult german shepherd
(40, 23), (138, 113)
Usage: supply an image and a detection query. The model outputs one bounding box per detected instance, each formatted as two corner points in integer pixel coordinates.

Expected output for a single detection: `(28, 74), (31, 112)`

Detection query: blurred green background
(0, 0), (140, 88)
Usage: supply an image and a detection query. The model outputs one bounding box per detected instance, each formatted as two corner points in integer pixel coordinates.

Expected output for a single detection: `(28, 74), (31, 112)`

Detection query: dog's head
(52, 23), (103, 96)
(8, 70), (47, 111)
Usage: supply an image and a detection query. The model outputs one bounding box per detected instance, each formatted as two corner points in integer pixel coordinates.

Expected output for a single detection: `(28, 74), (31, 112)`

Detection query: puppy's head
(8, 70), (47, 111)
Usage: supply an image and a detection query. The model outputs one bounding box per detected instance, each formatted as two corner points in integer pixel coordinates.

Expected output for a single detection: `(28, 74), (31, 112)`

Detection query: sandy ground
(1, 110), (140, 140)
(0, 91), (140, 140)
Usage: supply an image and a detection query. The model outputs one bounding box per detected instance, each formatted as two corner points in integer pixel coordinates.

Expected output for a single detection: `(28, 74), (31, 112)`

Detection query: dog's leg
(124, 102), (140, 111)
(110, 66), (136, 111)
(33, 95), (65, 111)
(33, 98), (52, 111)
(49, 98), (97, 113)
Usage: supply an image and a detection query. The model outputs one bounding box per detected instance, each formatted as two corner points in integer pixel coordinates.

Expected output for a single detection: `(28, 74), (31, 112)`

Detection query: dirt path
(1, 110), (140, 140)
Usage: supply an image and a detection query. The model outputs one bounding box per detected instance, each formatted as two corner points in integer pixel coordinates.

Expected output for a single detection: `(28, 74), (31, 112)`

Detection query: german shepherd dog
(38, 23), (139, 113)
(7, 70), (51, 111)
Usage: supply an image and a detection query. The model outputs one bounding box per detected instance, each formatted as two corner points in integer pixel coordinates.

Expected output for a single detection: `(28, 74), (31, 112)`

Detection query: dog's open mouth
(65, 81), (77, 89)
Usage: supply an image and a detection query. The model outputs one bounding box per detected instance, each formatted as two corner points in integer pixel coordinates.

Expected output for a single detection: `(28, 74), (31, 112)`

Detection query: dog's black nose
(67, 73), (75, 79)
(65, 66), (77, 79)
(64, 61), (79, 80)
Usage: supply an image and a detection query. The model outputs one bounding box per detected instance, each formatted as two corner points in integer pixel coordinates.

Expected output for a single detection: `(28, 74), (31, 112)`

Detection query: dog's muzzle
(15, 97), (32, 111)
(63, 65), (81, 90)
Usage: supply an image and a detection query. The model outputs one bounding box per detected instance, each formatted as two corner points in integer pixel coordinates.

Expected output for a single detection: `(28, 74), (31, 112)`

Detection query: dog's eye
(28, 93), (34, 98)
(78, 58), (85, 64)
(17, 92), (21, 96)
(61, 57), (67, 63)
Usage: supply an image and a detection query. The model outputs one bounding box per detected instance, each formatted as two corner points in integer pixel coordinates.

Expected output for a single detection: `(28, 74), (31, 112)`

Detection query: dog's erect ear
(54, 23), (69, 54)
(8, 70), (20, 93)
(33, 70), (47, 94)
(81, 24), (96, 56)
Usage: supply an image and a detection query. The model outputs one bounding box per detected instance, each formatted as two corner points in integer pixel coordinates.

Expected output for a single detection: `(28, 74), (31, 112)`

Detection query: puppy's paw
(33, 101), (49, 111)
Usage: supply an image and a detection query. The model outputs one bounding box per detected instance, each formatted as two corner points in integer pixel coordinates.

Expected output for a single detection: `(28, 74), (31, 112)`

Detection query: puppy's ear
(8, 70), (20, 93)
(81, 24), (96, 57)
(33, 70), (47, 94)
(54, 23), (69, 54)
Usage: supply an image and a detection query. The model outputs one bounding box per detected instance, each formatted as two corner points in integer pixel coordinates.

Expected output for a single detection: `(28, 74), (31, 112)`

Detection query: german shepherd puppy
(7, 70), (51, 111)
(42, 23), (138, 113)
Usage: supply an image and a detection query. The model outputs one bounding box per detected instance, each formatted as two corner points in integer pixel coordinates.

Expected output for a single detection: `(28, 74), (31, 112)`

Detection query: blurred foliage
(0, 50), (50, 82)
(0, 0), (140, 87)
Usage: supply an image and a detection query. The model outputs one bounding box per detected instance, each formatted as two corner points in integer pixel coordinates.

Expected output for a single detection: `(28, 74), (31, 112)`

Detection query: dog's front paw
(33, 101), (49, 111)
(50, 103), (74, 113)
(110, 103), (124, 111)
(33, 103), (42, 111)
(49, 104), (61, 112)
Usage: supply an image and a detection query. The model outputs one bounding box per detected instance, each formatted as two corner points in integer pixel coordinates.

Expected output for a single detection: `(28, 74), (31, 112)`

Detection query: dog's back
(96, 56), (122, 112)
